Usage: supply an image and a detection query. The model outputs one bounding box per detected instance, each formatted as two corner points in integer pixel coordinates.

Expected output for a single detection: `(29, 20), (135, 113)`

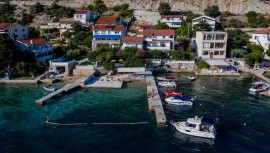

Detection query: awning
(93, 35), (121, 39)
(206, 60), (229, 66)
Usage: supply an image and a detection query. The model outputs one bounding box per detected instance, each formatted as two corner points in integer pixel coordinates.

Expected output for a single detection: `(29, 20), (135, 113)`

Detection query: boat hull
(165, 96), (194, 105)
(43, 86), (55, 92)
(249, 82), (269, 92)
(172, 122), (216, 139)
(165, 99), (193, 105)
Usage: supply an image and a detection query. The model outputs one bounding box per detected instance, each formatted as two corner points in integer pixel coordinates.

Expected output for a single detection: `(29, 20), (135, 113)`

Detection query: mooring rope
(46, 106), (148, 126)
(46, 104), (148, 126)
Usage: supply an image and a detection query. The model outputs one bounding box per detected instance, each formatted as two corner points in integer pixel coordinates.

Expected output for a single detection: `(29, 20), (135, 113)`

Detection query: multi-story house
(142, 30), (175, 51)
(160, 15), (185, 28)
(192, 15), (216, 31)
(121, 36), (144, 50)
(0, 23), (28, 40)
(16, 38), (53, 62)
(249, 28), (270, 52)
(195, 31), (227, 59)
(74, 10), (98, 24)
(95, 16), (124, 26)
(92, 25), (127, 49)
(136, 24), (154, 36)
(59, 20), (81, 37)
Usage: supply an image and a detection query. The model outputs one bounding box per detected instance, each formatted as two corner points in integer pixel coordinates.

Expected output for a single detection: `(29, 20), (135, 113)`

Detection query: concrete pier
(36, 83), (81, 105)
(145, 71), (167, 125)
(82, 76), (123, 89)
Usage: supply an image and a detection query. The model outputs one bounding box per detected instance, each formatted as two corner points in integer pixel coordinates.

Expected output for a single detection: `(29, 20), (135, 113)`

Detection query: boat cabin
(185, 116), (216, 132)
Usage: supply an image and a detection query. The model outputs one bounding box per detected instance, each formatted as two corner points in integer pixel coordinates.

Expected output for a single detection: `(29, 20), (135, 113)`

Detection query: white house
(121, 36), (144, 50)
(249, 28), (270, 52)
(142, 30), (175, 51)
(92, 25), (127, 50)
(160, 15), (185, 28)
(40, 22), (60, 29)
(59, 20), (81, 37)
(74, 10), (98, 24)
(0, 23), (28, 40)
(192, 15), (216, 30)
(16, 38), (53, 62)
(195, 31), (227, 59)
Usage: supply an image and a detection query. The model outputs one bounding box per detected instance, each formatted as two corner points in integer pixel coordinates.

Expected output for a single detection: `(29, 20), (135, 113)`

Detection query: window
(214, 51), (219, 55)
(115, 31), (119, 34)
(220, 51), (225, 55)
(163, 36), (165, 39)
(76, 15), (80, 19)
(161, 43), (166, 47)
(108, 31), (111, 34)
(187, 124), (196, 128)
(23, 34), (25, 37)
(203, 51), (209, 55)
(22, 29), (25, 31)
(15, 29), (17, 32)
(80, 15), (83, 19)
(101, 31), (106, 34)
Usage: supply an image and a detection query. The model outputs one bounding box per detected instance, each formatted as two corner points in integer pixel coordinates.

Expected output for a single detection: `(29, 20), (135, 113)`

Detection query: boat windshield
(185, 122), (196, 127)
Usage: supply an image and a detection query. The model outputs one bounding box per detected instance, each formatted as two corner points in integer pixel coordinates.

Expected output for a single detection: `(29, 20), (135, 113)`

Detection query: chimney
(30, 39), (33, 44)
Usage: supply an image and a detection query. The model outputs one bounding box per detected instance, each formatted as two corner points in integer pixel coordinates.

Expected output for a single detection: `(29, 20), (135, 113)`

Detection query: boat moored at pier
(249, 81), (269, 92)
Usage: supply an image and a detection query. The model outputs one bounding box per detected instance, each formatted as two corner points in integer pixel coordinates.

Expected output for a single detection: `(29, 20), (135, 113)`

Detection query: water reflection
(173, 131), (215, 147)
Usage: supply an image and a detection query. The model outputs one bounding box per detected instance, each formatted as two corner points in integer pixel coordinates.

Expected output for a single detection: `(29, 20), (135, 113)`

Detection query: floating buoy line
(46, 107), (148, 126)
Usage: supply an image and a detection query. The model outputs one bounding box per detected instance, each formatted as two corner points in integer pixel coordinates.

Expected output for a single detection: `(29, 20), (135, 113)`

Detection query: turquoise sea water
(0, 74), (270, 153)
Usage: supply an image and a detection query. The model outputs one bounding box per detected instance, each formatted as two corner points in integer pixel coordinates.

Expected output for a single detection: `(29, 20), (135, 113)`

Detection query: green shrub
(196, 61), (209, 69)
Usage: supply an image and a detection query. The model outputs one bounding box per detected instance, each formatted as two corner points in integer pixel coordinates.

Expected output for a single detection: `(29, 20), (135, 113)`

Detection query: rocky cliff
(10, 0), (270, 15)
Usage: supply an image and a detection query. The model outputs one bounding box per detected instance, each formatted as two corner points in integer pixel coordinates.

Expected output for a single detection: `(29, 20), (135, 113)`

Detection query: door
(210, 51), (214, 58)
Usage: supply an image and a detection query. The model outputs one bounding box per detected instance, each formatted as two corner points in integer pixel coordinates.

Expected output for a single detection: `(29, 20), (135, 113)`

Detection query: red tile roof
(142, 30), (175, 36)
(74, 10), (89, 14)
(93, 25), (123, 31)
(254, 28), (270, 34)
(0, 23), (17, 31)
(161, 15), (183, 19)
(18, 38), (50, 46)
(96, 16), (119, 25)
(137, 24), (154, 28)
(122, 36), (144, 43)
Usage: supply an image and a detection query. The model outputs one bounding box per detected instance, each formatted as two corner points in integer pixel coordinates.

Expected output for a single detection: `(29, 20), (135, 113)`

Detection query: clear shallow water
(0, 74), (270, 153)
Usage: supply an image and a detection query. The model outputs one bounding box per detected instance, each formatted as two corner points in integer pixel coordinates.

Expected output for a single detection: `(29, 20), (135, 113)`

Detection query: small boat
(165, 96), (194, 105)
(249, 81), (269, 92)
(158, 81), (177, 88)
(157, 76), (175, 81)
(171, 116), (218, 139)
(188, 76), (196, 81)
(43, 85), (56, 92)
(164, 90), (184, 97)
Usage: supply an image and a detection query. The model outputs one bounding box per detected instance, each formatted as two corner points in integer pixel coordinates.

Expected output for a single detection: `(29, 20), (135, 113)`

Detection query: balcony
(92, 39), (120, 44)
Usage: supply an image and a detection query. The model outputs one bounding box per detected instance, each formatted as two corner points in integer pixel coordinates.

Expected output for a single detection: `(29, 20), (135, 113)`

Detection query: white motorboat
(188, 76), (196, 81)
(158, 81), (177, 88)
(157, 76), (175, 81)
(249, 81), (269, 92)
(165, 96), (194, 105)
(171, 116), (218, 139)
(43, 85), (56, 92)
